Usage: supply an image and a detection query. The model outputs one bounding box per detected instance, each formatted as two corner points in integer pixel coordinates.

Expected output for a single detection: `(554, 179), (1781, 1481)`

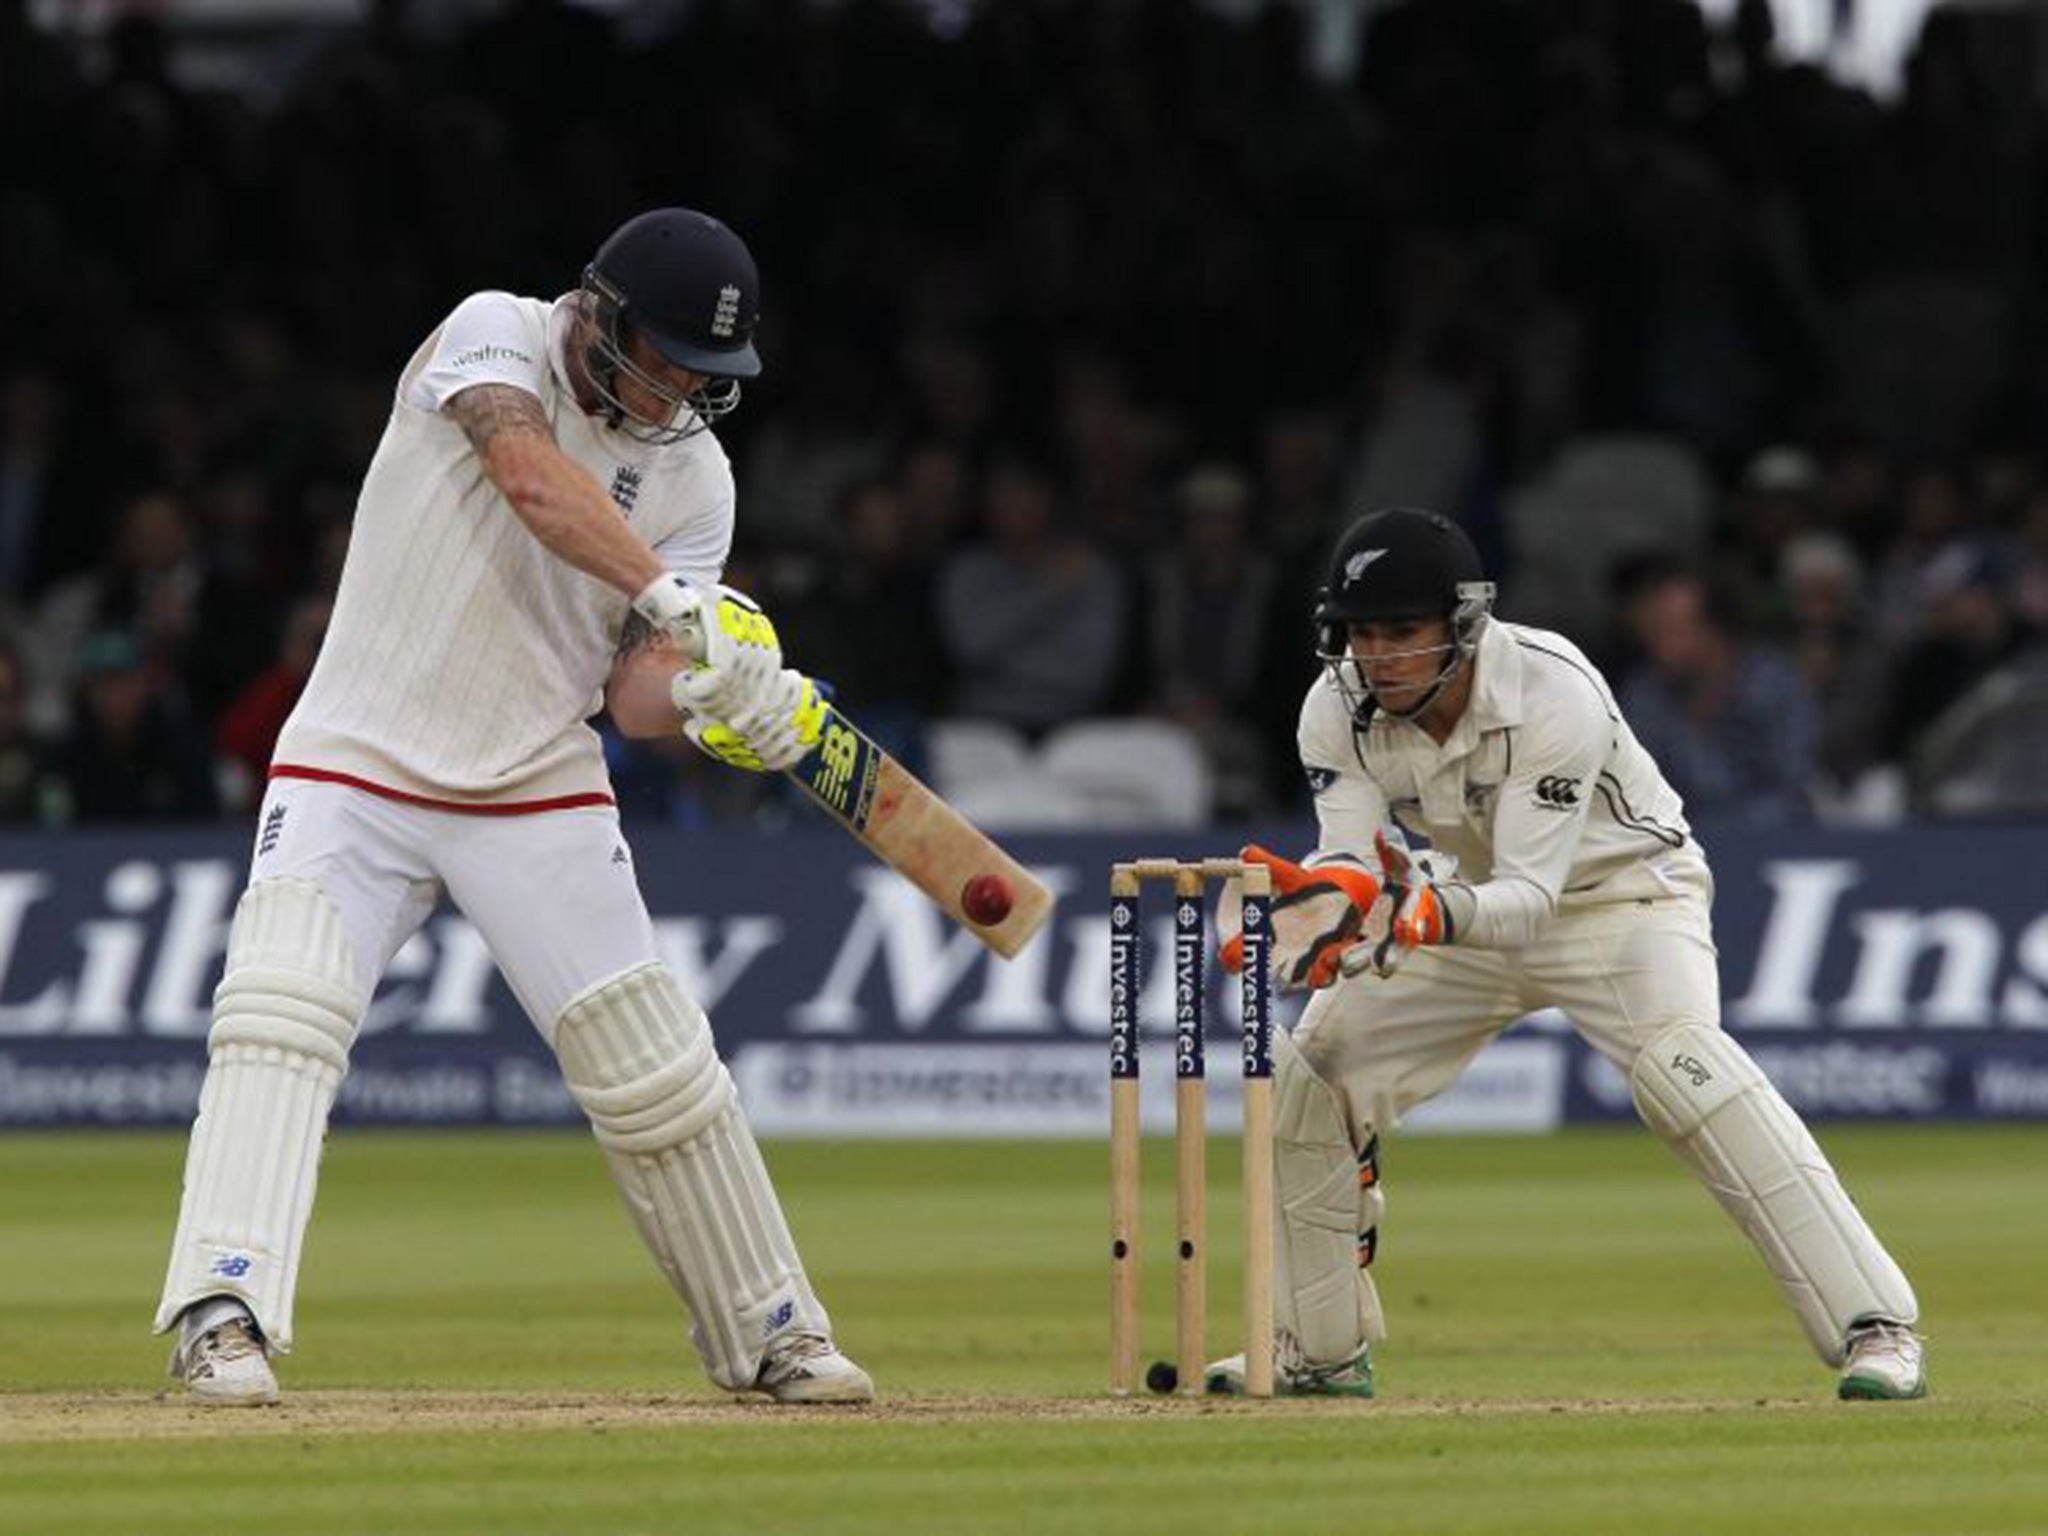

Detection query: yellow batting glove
(688, 721), (770, 772)
(683, 670), (827, 773)
(669, 584), (784, 722)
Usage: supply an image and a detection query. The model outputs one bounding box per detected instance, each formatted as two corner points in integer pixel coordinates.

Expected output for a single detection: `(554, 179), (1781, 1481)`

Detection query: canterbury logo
(1533, 775), (1581, 808)
(1343, 548), (1389, 585)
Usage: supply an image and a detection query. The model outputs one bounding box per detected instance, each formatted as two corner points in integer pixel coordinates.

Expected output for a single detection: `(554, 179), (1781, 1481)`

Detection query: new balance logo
(1533, 775), (1581, 809)
(608, 465), (642, 513)
(763, 1299), (796, 1337)
(257, 804), (286, 857)
(210, 1254), (254, 1279)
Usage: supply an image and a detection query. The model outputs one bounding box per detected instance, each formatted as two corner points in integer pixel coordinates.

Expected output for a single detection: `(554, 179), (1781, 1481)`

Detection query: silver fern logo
(1343, 548), (1388, 585)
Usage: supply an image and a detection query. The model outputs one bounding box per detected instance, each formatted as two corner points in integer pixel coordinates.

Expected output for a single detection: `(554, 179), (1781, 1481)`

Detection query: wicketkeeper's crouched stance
(1207, 508), (1923, 1402)
(155, 208), (870, 1406)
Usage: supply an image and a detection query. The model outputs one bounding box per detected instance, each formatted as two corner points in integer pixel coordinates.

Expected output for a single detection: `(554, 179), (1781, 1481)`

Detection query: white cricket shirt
(273, 291), (734, 810)
(1298, 618), (1711, 947)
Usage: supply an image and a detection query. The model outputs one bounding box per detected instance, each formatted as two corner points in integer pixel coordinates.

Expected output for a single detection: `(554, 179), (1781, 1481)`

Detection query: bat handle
(672, 613), (706, 666)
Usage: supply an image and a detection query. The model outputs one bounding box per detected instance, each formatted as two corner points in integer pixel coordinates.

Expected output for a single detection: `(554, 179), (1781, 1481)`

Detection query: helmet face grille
(578, 282), (736, 444)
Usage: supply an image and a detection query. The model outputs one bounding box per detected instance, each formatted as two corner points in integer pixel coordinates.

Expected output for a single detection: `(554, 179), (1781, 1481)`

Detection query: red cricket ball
(961, 872), (1014, 926)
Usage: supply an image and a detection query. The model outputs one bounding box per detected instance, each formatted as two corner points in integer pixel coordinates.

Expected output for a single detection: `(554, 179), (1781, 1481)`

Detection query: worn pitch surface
(2, 1128), (2042, 1534)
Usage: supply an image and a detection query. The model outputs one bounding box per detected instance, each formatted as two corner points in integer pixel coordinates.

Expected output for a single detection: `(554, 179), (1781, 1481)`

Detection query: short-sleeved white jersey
(273, 291), (734, 809)
(1298, 618), (1710, 946)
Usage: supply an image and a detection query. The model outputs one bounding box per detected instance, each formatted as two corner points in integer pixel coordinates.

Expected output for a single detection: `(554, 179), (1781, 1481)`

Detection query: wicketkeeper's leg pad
(1630, 1023), (1918, 1364)
(1273, 1028), (1387, 1363)
(554, 962), (828, 1391)
(156, 878), (363, 1353)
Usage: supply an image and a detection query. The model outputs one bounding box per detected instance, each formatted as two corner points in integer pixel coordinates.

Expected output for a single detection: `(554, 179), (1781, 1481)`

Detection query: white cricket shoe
(1201, 1332), (1374, 1398)
(1838, 1319), (1927, 1401)
(754, 1333), (875, 1404)
(173, 1318), (280, 1407)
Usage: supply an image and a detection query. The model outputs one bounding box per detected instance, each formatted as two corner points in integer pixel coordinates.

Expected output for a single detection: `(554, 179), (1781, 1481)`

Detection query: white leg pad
(555, 962), (828, 1391)
(1272, 1028), (1386, 1362)
(156, 879), (361, 1352)
(1631, 1023), (1918, 1365)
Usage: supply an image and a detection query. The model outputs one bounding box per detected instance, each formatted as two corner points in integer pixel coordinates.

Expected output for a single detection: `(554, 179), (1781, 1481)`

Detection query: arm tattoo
(445, 384), (552, 455)
(615, 607), (660, 659)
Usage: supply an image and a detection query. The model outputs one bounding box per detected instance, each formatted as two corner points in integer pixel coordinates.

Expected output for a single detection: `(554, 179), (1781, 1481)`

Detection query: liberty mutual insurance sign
(0, 825), (2044, 1131)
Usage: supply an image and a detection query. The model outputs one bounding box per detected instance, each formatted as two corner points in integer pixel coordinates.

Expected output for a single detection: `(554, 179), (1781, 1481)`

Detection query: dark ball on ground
(1145, 1359), (1178, 1394)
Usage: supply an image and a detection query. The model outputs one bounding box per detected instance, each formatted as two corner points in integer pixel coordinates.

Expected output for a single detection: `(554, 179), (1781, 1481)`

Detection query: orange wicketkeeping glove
(1362, 828), (1465, 977)
(1217, 844), (1386, 992)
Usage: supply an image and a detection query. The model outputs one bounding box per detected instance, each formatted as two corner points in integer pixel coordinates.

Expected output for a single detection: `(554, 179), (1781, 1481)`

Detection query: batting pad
(1272, 1029), (1386, 1360)
(1631, 1023), (1917, 1364)
(554, 963), (828, 1390)
(156, 879), (362, 1351)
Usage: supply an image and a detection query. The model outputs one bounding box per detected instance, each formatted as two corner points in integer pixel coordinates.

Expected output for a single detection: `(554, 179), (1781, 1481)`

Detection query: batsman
(153, 207), (872, 1405)
(1208, 507), (1924, 1401)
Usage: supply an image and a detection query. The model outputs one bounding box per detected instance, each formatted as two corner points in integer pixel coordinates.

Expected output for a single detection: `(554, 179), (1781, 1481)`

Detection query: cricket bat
(669, 601), (1053, 958)
(784, 703), (1054, 958)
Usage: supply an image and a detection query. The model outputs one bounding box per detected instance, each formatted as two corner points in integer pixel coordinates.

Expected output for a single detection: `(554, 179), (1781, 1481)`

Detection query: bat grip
(671, 614), (706, 666)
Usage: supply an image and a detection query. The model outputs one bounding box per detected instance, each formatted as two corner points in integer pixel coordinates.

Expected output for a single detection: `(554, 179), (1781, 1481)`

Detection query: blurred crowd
(3, 0), (2047, 828)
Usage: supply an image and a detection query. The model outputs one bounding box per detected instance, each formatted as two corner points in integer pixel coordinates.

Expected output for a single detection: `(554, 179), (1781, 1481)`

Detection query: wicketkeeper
(1208, 507), (1925, 1401)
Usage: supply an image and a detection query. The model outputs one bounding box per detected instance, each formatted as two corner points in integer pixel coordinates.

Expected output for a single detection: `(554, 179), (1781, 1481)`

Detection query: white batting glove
(682, 669), (828, 773)
(635, 578), (785, 722)
(630, 573), (708, 653)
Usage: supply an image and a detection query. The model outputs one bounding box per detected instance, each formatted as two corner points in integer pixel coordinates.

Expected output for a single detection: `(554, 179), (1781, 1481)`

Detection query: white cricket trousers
(1296, 871), (1722, 1136)
(247, 775), (663, 1042)
(159, 775), (840, 1388)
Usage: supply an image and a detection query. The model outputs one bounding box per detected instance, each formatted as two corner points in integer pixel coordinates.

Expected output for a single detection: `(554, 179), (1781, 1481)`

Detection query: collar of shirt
(1427, 618), (1522, 760)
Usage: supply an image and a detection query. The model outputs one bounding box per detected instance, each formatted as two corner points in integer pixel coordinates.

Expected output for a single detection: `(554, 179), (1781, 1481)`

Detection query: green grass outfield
(2, 1126), (2043, 1535)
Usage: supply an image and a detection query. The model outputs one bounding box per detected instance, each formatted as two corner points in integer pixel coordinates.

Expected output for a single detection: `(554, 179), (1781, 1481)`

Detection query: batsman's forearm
(605, 645), (689, 738)
(487, 437), (666, 597)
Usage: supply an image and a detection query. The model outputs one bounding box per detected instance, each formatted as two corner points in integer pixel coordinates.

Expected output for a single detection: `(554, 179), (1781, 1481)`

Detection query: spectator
(2010, 489), (2048, 633)
(29, 489), (201, 732)
(0, 370), (103, 602)
(0, 639), (64, 824)
(4, 1), (2048, 821)
(805, 476), (947, 724)
(1721, 444), (1825, 601)
(54, 630), (219, 823)
(1777, 532), (1889, 788)
(1144, 463), (1281, 811)
(1619, 564), (1818, 822)
(1883, 543), (2030, 763)
(215, 596), (329, 814)
(936, 458), (1127, 735)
